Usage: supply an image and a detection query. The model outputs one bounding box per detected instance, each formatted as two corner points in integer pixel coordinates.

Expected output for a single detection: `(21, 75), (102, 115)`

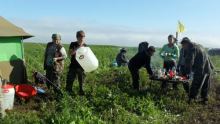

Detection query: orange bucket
(15, 84), (37, 99)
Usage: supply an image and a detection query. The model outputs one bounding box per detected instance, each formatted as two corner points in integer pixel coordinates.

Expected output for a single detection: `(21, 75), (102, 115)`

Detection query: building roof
(207, 48), (220, 55)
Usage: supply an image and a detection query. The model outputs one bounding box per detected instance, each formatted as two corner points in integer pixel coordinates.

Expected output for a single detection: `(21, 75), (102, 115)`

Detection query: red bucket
(15, 84), (37, 99)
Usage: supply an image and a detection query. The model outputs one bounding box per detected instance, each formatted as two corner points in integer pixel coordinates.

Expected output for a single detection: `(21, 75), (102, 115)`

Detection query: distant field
(2, 42), (220, 124)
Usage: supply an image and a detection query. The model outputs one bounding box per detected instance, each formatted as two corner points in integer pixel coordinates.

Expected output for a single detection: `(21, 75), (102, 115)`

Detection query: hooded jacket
(183, 42), (214, 75)
(129, 50), (153, 75)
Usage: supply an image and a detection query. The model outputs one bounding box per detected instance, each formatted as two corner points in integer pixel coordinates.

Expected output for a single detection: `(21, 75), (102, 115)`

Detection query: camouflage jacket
(183, 42), (214, 75)
(44, 42), (65, 72)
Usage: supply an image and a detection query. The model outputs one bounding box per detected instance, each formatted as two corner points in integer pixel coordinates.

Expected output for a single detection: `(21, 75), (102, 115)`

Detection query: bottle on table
(169, 70), (173, 80)
(158, 69), (162, 78)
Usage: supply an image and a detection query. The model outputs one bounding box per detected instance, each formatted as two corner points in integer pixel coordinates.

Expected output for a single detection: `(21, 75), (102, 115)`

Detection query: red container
(15, 84), (37, 99)
(169, 70), (173, 80)
(181, 76), (186, 80)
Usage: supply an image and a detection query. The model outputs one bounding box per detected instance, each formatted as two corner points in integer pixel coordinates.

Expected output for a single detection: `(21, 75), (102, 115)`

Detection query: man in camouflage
(44, 34), (67, 94)
(181, 37), (214, 104)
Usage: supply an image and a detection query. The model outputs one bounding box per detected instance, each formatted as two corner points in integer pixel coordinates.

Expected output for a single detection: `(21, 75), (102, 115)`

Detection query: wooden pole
(0, 69), (2, 76)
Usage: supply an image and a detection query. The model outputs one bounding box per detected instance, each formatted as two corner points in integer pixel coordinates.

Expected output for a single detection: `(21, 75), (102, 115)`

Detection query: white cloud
(10, 17), (220, 48)
(177, 32), (220, 48)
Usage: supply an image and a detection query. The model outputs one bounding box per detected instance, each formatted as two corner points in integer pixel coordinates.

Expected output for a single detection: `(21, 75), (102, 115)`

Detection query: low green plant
(3, 43), (220, 124)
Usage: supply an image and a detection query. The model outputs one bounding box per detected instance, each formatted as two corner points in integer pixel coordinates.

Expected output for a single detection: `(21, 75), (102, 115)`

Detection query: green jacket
(159, 43), (179, 61)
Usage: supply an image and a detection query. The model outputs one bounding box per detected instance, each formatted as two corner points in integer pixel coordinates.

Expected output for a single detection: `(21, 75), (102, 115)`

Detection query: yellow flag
(177, 21), (186, 35)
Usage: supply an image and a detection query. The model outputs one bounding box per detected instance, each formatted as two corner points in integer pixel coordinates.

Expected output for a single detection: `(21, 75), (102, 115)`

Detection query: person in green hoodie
(159, 34), (179, 89)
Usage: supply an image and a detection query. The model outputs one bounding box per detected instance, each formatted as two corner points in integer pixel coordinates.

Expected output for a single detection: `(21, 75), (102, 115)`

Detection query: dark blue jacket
(129, 50), (153, 75)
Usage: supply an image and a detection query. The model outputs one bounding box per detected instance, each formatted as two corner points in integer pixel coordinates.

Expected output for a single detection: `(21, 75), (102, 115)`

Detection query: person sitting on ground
(128, 46), (156, 90)
(32, 71), (46, 86)
(116, 48), (129, 67)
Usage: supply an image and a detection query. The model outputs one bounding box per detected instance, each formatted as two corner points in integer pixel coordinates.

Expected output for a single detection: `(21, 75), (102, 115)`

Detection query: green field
(2, 43), (220, 124)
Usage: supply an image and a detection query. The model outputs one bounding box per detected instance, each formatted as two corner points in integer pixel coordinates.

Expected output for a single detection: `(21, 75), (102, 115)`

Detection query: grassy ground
(1, 43), (220, 124)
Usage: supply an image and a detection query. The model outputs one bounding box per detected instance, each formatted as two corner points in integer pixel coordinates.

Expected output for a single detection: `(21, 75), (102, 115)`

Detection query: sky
(0, 0), (220, 48)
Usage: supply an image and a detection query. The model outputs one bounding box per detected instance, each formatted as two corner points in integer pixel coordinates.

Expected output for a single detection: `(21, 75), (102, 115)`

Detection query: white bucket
(1, 85), (15, 110)
(76, 47), (99, 72)
(0, 95), (6, 118)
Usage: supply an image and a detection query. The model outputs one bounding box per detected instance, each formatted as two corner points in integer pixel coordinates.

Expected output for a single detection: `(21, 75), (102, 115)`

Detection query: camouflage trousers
(46, 66), (62, 93)
(66, 68), (86, 93)
(190, 73), (210, 100)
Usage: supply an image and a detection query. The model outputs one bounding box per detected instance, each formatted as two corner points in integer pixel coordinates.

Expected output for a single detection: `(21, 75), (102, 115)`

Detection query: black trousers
(66, 68), (86, 93)
(128, 65), (140, 90)
(161, 61), (177, 89)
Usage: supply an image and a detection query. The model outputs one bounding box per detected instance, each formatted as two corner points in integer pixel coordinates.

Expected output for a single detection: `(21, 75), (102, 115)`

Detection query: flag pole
(176, 20), (179, 45)
(175, 20), (179, 45)
(176, 31), (178, 45)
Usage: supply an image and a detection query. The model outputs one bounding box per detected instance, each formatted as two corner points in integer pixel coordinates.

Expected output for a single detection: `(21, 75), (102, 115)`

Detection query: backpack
(138, 41), (149, 52)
